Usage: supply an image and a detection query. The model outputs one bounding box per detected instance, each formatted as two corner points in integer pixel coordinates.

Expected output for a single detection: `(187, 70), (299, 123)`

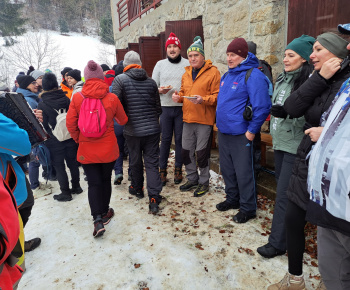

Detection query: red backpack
(0, 171), (23, 289)
(78, 92), (107, 138)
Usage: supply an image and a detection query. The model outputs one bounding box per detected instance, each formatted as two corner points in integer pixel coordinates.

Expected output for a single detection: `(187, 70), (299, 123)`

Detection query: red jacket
(66, 78), (128, 164)
(104, 70), (115, 87)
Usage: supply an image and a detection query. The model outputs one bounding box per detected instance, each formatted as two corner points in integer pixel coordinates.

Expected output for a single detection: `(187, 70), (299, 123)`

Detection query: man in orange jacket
(172, 36), (220, 197)
(60, 67), (73, 99)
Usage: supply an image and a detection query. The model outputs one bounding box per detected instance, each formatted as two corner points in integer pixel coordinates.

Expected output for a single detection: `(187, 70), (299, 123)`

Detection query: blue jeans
(159, 106), (183, 169)
(113, 121), (125, 175)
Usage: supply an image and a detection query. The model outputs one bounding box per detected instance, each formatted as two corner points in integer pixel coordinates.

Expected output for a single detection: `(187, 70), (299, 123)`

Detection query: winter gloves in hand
(270, 105), (288, 119)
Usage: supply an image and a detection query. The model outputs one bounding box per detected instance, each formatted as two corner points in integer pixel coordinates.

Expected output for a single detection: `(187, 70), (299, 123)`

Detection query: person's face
(310, 41), (338, 71)
(64, 72), (70, 82)
(283, 49), (306, 72)
(188, 51), (205, 70)
(347, 42), (350, 51)
(66, 76), (77, 87)
(226, 52), (245, 69)
(167, 44), (181, 59)
(36, 75), (43, 87)
(27, 81), (39, 93)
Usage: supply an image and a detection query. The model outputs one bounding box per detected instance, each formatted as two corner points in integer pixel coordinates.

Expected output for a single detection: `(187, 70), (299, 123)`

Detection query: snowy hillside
(0, 30), (116, 88)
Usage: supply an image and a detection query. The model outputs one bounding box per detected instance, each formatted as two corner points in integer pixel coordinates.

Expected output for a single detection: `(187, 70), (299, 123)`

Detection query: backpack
(258, 59), (273, 83)
(49, 108), (71, 142)
(78, 92), (107, 138)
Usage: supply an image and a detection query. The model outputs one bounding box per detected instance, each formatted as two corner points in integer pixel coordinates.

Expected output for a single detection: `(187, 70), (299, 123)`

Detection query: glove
(270, 105), (288, 119)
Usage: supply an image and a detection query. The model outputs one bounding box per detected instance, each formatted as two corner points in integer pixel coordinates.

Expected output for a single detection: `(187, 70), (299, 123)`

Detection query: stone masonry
(110, 0), (288, 79)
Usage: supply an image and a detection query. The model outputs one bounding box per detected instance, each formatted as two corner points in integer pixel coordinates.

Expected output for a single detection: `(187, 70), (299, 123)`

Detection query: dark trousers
(268, 150), (296, 251)
(218, 131), (256, 215)
(113, 121), (125, 175)
(28, 160), (41, 189)
(159, 106), (183, 169)
(285, 200), (307, 276)
(125, 133), (162, 202)
(82, 161), (115, 219)
(48, 139), (80, 195)
(18, 177), (34, 228)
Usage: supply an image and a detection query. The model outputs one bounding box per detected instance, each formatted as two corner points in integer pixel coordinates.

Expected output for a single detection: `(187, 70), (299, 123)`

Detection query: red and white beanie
(165, 32), (181, 49)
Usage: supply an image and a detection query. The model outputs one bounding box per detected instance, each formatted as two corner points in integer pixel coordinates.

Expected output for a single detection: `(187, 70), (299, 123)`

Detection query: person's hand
(270, 104), (288, 118)
(159, 87), (166, 94)
(189, 95), (203, 104)
(33, 109), (43, 123)
(305, 127), (324, 142)
(245, 131), (255, 141)
(172, 90), (181, 103)
(319, 57), (342, 80)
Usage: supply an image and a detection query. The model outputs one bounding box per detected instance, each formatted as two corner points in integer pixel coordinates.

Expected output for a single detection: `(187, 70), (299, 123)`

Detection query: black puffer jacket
(112, 68), (162, 137)
(284, 62), (350, 210)
(37, 89), (71, 146)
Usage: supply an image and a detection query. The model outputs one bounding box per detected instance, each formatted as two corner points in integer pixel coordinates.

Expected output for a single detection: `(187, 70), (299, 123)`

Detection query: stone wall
(110, 0), (287, 79)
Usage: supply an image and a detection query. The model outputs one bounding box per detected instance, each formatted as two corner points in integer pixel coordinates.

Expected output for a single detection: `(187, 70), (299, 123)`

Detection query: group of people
(1, 22), (350, 289)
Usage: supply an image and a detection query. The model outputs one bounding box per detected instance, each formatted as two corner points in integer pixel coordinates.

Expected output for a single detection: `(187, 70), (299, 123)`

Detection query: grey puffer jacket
(111, 68), (162, 137)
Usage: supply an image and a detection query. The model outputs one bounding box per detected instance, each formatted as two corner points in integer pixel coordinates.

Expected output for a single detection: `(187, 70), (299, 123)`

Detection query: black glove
(270, 105), (288, 119)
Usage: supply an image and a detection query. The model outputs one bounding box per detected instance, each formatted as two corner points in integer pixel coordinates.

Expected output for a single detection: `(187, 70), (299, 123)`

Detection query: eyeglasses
(31, 81), (38, 85)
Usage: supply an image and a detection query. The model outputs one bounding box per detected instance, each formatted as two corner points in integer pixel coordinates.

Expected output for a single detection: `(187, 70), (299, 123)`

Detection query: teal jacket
(0, 113), (31, 206)
(270, 69), (305, 154)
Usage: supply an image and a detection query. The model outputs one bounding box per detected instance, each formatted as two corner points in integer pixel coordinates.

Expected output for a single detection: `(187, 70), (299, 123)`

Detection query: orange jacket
(178, 60), (220, 126)
(66, 78), (128, 164)
(60, 81), (73, 99)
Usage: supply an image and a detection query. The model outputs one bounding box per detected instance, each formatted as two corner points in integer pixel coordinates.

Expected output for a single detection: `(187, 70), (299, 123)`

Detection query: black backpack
(258, 59), (273, 84)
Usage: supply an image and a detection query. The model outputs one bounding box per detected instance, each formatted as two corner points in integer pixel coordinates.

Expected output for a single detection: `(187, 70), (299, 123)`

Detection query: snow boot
(159, 169), (167, 186)
(174, 167), (183, 184)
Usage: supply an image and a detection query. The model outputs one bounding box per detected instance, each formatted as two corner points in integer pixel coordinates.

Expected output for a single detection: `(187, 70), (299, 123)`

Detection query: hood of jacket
(41, 89), (70, 110)
(81, 78), (109, 99)
(16, 87), (39, 101)
(124, 68), (148, 81)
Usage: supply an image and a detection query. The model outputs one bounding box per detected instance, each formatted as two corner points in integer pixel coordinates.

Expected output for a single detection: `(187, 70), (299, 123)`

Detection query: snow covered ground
(19, 154), (321, 290)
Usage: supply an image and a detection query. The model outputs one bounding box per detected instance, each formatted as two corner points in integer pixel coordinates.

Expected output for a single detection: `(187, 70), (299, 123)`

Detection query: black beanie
(66, 69), (81, 82)
(100, 64), (110, 71)
(18, 75), (36, 89)
(60, 67), (73, 77)
(27, 66), (35, 75)
(42, 73), (59, 91)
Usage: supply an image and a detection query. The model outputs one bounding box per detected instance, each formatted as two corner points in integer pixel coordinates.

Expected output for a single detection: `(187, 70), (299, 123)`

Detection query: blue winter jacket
(216, 52), (271, 135)
(0, 113), (31, 206)
(16, 87), (40, 109)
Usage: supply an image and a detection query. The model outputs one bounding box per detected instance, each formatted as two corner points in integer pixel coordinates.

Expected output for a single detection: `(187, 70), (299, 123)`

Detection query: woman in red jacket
(66, 60), (128, 238)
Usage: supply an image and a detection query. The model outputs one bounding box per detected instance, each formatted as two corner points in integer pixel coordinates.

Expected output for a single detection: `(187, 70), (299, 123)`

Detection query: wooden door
(139, 36), (162, 76)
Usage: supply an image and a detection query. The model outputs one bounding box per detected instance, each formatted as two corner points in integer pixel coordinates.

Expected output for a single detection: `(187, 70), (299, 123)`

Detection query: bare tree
(3, 30), (65, 73)
(0, 47), (11, 87)
(97, 42), (116, 68)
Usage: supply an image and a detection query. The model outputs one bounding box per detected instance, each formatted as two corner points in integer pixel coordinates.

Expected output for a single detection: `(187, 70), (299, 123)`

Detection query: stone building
(110, 0), (287, 79)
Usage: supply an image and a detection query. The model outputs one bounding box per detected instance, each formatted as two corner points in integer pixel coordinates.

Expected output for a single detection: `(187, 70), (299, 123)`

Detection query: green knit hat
(285, 35), (316, 61)
(187, 36), (205, 57)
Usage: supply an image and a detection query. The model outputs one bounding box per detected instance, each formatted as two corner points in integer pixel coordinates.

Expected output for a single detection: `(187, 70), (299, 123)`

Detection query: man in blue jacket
(216, 38), (271, 223)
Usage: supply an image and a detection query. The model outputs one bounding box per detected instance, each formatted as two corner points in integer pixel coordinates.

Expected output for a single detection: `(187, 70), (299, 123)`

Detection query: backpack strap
(244, 68), (254, 107)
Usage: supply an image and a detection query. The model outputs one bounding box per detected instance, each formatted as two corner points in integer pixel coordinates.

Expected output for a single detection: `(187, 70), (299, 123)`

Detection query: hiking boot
(33, 186), (52, 199)
(268, 273), (306, 290)
(53, 193), (72, 202)
(257, 242), (286, 258)
(24, 237), (41, 252)
(174, 167), (183, 184)
(39, 181), (52, 189)
(93, 216), (105, 238)
(160, 169), (167, 186)
(193, 184), (209, 197)
(114, 174), (123, 185)
(179, 181), (198, 192)
(149, 198), (159, 214)
(71, 186), (83, 194)
(129, 185), (144, 199)
(102, 208), (114, 225)
(233, 211), (256, 223)
(216, 200), (240, 211)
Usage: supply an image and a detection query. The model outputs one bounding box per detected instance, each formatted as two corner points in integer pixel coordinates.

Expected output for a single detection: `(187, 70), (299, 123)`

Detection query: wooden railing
(117, 0), (162, 31)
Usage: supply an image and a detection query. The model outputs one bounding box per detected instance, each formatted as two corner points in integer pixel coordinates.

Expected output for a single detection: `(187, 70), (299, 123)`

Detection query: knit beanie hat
(84, 60), (104, 80)
(27, 66), (35, 75)
(285, 35), (316, 61)
(166, 32), (182, 49)
(187, 36), (205, 57)
(317, 32), (349, 59)
(61, 67), (73, 77)
(18, 75), (36, 89)
(42, 73), (59, 91)
(226, 38), (248, 58)
(247, 41), (257, 55)
(30, 70), (45, 80)
(100, 64), (110, 71)
(123, 51), (142, 67)
(66, 69), (81, 82)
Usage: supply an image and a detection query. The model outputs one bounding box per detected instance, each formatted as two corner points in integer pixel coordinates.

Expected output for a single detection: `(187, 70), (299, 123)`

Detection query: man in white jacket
(152, 32), (189, 187)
